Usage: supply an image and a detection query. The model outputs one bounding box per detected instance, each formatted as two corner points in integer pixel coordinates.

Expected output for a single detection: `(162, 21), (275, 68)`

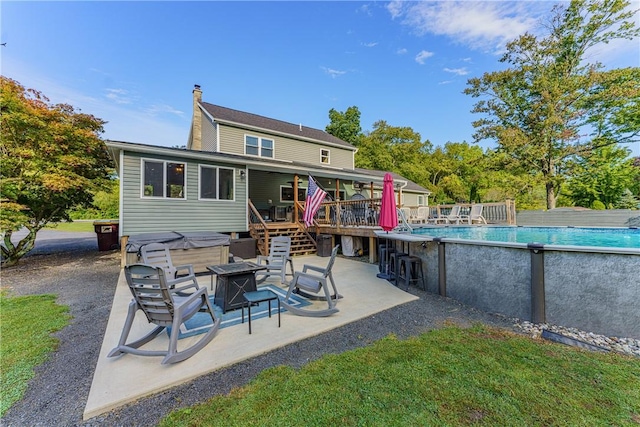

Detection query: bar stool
(398, 255), (425, 290)
(379, 245), (396, 275)
(389, 251), (408, 285)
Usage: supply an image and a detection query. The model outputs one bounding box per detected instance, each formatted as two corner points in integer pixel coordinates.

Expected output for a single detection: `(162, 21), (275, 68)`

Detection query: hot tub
(125, 231), (230, 273)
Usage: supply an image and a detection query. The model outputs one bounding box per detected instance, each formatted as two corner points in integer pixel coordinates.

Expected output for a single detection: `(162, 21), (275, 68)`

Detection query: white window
(321, 149), (330, 164)
(199, 165), (235, 200)
(417, 195), (425, 206)
(142, 159), (185, 199)
(245, 135), (274, 158)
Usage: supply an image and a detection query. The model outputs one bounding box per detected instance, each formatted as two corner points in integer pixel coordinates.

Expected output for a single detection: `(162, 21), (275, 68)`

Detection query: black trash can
(317, 234), (332, 257)
(93, 220), (120, 251)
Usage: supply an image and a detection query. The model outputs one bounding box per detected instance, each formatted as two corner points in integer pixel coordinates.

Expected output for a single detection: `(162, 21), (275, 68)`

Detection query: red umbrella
(377, 172), (397, 280)
(379, 172), (398, 231)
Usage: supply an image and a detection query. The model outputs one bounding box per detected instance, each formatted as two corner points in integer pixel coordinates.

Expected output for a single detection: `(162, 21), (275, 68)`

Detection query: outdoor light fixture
(239, 170), (246, 179)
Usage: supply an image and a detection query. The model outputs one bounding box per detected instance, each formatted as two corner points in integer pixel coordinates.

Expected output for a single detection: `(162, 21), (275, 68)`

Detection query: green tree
(565, 145), (639, 208)
(615, 189), (640, 209)
(325, 106), (363, 146)
(1, 77), (114, 266)
(465, 0), (640, 209)
(356, 120), (432, 185)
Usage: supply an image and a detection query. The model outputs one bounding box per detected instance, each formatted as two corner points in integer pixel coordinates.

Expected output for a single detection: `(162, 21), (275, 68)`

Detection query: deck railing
(251, 198), (516, 238)
(422, 201), (516, 225)
(312, 198), (383, 228)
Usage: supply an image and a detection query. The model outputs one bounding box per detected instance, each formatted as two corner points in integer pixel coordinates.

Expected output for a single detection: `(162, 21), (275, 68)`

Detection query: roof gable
(201, 102), (355, 150)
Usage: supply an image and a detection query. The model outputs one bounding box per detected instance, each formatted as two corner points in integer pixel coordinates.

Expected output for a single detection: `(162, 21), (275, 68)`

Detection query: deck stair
(248, 200), (316, 257)
(250, 222), (316, 257)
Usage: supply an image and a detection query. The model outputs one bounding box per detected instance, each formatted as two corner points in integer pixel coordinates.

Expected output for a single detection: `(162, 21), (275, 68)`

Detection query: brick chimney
(190, 84), (202, 151)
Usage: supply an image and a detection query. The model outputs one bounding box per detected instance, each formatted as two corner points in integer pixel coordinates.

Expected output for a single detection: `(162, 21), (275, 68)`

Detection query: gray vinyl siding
(120, 151), (247, 235)
(201, 115), (217, 152)
(218, 124), (354, 168)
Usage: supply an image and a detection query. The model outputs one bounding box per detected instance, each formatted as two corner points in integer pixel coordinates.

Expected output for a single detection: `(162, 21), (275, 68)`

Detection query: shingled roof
(200, 102), (356, 150)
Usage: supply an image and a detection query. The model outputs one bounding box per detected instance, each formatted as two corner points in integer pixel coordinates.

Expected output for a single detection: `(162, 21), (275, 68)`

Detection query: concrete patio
(84, 255), (418, 420)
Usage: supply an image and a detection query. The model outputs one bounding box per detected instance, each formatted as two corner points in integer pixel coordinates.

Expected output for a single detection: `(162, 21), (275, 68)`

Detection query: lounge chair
(255, 236), (294, 284)
(430, 205), (462, 224)
(108, 264), (220, 364)
(413, 206), (430, 224)
(281, 245), (341, 317)
(460, 204), (487, 224)
(140, 242), (200, 291)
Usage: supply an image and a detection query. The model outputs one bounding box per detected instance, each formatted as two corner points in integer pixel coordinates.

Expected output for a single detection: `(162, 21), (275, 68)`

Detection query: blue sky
(2, 1), (639, 156)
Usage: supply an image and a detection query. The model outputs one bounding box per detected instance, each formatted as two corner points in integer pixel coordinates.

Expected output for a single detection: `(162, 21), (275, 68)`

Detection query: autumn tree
(1, 77), (114, 266)
(465, 0), (640, 209)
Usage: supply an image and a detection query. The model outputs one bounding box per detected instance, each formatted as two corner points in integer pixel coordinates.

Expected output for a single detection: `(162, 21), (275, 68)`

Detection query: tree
(1, 77), (114, 266)
(465, 0), (640, 209)
(564, 145), (639, 208)
(325, 106), (363, 146)
(356, 120), (432, 184)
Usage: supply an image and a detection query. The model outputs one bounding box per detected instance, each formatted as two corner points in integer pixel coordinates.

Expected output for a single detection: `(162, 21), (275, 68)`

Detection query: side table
(242, 289), (281, 334)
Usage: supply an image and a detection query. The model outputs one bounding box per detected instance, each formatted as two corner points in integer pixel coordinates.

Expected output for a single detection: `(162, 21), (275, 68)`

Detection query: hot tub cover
(126, 231), (230, 253)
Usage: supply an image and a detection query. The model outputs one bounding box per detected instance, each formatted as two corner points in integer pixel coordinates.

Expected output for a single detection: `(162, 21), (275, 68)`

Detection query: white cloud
(105, 88), (134, 105)
(439, 80), (453, 85)
(387, 1), (545, 53)
(363, 42), (378, 48)
(145, 103), (185, 117)
(415, 50), (434, 64)
(358, 4), (372, 16)
(443, 67), (469, 76)
(321, 66), (347, 78)
(396, 48), (408, 55)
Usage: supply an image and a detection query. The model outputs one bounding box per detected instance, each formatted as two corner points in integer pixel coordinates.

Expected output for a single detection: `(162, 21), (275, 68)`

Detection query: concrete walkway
(84, 256), (418, 420)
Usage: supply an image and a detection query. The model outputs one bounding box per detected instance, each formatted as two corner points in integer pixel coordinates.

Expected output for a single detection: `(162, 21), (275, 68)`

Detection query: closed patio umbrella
(377, 172), (397, 279)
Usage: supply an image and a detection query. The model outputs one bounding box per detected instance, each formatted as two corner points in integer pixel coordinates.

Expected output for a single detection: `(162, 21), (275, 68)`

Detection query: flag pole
(308, 174), (334, 201)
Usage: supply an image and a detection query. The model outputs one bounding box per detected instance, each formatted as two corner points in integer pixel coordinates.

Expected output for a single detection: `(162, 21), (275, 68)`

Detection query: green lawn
(0, 292), (71, 416)
(161, 325), (640, 426)
(45, 221), (96, 233)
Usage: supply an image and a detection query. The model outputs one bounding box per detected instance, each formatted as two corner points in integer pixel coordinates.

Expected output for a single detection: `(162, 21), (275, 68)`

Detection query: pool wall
(394, 237), (639, 339)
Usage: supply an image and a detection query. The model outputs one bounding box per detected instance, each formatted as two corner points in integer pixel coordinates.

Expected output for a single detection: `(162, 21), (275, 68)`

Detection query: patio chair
(140, 242), (199, 291)
(281, 245), (341, 317)
(255, 236), (294, 284)
(430, 205), (462, 224)
(459, 204), (487, 224)
(108, 264), (220, 364)
(414, 206), (430, 224)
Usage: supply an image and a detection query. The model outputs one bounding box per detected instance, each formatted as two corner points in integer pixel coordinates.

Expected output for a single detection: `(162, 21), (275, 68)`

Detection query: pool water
(412, 226), (640, 249)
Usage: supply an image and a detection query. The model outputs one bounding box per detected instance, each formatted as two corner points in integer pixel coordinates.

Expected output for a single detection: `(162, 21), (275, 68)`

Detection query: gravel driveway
(1, 234), (518, 427)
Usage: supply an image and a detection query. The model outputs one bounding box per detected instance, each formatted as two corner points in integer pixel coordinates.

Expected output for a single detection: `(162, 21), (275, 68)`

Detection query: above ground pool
(411, 226), (640, 250)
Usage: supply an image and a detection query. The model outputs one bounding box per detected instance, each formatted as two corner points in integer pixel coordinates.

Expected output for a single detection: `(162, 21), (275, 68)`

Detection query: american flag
(303, 175), (327, 227)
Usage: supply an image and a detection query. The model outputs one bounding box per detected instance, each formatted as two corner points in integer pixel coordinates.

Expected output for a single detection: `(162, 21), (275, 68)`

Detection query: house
(106, 85), (431, 261)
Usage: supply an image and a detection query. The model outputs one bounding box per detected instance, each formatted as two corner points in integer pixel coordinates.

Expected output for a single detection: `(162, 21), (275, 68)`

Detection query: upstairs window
(321, 149), (330, 164)
(245, 135), (274, 158)
(199, 165), (235, 200)
(417, 195), (425, 206)
(142, 160), (185, 199)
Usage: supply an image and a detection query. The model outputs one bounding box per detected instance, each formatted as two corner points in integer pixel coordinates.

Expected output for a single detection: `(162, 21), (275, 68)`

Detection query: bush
(591, 200), (606, 210)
